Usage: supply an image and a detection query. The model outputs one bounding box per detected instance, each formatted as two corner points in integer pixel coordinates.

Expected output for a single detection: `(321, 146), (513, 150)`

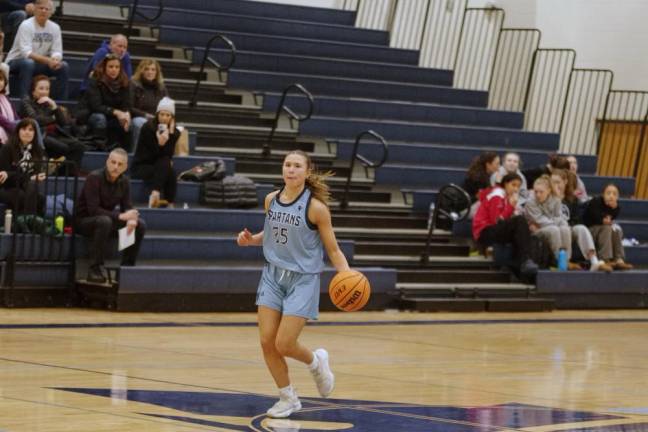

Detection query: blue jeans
(8, 58), (69, 100)
(130, 116), (148, 154)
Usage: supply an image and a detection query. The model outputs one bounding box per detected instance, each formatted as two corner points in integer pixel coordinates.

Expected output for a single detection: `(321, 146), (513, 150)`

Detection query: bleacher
(2, 0), (647, 311)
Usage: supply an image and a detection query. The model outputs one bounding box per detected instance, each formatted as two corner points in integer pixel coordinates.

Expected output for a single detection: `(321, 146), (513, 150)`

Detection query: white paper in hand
(118, 226), (136, 251)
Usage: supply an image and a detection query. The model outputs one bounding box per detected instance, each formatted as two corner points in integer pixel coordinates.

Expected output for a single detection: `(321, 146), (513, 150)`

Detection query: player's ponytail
(287, 150), (333, 206)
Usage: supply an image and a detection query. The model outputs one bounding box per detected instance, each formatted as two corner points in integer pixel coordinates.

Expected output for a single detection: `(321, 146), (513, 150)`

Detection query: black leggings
(131, 156), (177, 203)
(477, 215), (531, 260)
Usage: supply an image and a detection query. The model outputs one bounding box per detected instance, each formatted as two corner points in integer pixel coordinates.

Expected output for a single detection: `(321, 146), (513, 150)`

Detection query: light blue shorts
(256, 262), (320, 320)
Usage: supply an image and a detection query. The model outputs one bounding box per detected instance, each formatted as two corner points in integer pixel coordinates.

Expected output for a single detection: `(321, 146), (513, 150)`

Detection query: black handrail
(4, 160), (78, 307)
(339, 130), (388, 209)
(54, 0), (64, 17)
(263, 83), (314, 157)
(126, 0), (164, 38)
(189, 34), (236, 108)
(420, 184), (471, 264)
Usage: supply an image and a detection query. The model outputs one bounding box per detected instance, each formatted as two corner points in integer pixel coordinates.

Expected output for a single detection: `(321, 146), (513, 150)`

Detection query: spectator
(462, 151), (500, 217)
(523, 153), (570, 189)
(19, 74), (84, 173)
(0, 117), (45, 213)
(131, 97), (178, 209)
(0, 1), (34, 53)
(0, 67), (18, 143)
(583, 183), (633, 270)
(75, 148), (146, 284)
(80, 33), (131, 93)
(490, 152), (528, 198)
(566, 155), (589, 203)
(551, 168), (612, 272)
(84, 53), (132, 151)
(6, 0), (68, 100)
(130, 58), (168, 152)
(472, 172), (538, 279)
(525, 175), (577, 269)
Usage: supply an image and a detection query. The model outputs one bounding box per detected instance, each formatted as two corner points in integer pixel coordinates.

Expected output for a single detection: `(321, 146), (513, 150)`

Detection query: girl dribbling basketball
(237, 150), (350, 418)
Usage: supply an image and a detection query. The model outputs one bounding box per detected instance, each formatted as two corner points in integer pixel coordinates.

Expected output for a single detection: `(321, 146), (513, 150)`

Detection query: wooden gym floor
(0, 309), (647, 431)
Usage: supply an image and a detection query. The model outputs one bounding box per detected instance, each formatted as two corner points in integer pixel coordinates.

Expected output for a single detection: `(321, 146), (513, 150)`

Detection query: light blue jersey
(263, 187), (324, 274)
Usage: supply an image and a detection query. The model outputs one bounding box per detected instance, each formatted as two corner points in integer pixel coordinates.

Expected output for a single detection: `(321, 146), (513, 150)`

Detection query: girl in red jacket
(472, 173), (538, 277)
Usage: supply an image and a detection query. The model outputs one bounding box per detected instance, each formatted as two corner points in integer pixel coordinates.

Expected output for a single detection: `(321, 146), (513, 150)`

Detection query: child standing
(237, 150), (351, 418)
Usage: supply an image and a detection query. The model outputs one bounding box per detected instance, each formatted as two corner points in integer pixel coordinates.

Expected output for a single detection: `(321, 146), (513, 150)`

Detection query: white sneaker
(266, 395), (302, 418)
(310, 348), (335, 397)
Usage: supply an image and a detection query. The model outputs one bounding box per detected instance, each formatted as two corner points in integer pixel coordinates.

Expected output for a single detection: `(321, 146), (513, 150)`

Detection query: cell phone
(158, 124), (167, 133)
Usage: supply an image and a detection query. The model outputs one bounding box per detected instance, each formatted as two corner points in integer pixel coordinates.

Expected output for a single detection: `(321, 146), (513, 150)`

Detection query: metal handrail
(126, 0), (164, 38)
(421, 184), (471, 264)
(339, 130), (388, 209)
(54, 0), (64, 17)
(263, 83), (314, 157)
(4, 160), (78, 307)
(189, 34), (236, 107)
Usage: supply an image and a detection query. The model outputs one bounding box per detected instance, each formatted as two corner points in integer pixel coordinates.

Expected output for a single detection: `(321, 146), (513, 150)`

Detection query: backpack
(178, 159), (226, 182)
(528, 235), (555, 269)
(200, 174), (258, 208)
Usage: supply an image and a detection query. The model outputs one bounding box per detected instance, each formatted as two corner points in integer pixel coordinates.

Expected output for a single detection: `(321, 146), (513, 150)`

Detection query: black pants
(0, 183), (44, 214)
(477, 215), (531, 260)
(131, 157), (177, 203)
(43, 135), (86, 175)
(76, 215), (146, 266)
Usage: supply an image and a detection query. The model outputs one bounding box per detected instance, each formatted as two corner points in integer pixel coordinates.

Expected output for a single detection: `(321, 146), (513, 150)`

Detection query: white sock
(308, 352), (319, 371)
(279, 385), (295, 398)
(590, 256), (600, 266)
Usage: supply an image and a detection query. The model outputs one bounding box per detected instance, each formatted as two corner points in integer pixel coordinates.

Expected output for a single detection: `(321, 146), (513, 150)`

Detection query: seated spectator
(522, 153), (570, 188)
(6, 0), (68, 100)
(19, 74), (84, 173)
(525, 175), (577, 269)
(583, 183), (633, 270)
(566, 155), (588, 203)
(75, 148), (146, 284)
(84, 53), (132, 151)
(462, 152), (500, 217)
(0, 67), (18, 143)
(0, 118), (45, 214)
(0, 1), (33, 53)
(80, 33), (131, 93)
(472, 173), (538, 278)
(130, 58), (168, 151)
(132, 97), (178, 209)
(490, 152), (528, 198)
(551, 169), (612, 272)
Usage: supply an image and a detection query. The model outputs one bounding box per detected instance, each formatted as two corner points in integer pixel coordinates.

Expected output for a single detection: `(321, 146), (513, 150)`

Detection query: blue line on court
(2, 318), (648, 329)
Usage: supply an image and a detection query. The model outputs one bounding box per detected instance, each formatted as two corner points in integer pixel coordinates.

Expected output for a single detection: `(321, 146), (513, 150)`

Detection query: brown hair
(30, 74), (50, 95)
(551, 168), (577, 201)
(548, 153), (570, 170)
(466, 151), (499, 181)
(0, 68), (7, 95)
(285, 150), (333, 206)
(132, 58), (165, 87)
(93, 54), (129, 88)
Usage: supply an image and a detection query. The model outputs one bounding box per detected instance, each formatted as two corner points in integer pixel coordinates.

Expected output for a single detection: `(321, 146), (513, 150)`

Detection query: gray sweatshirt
(524, 195), (567, 228)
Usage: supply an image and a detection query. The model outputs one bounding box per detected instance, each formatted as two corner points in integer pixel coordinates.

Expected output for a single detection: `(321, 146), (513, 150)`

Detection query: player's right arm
(237, 191), (278, 247)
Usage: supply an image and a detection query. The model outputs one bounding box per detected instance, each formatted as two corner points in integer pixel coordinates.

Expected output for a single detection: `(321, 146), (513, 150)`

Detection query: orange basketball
(328, 270), (371, 312)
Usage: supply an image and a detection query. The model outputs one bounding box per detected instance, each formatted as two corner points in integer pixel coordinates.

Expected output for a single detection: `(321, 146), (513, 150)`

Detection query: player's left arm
(309, 198), (350, 273)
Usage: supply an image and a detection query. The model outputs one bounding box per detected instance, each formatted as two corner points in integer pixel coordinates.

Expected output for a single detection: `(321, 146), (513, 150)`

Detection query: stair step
(399, 297), (553, 312)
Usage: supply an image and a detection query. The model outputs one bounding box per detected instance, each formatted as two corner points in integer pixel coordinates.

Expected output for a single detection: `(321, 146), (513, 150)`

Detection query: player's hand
(237, 228), (253, 246)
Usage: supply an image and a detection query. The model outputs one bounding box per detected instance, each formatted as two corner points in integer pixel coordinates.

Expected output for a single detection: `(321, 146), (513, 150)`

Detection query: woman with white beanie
(131, 96), (179, 208)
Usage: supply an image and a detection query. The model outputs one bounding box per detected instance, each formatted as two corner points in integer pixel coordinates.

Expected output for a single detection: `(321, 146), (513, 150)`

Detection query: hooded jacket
(472, 186), (516, 241)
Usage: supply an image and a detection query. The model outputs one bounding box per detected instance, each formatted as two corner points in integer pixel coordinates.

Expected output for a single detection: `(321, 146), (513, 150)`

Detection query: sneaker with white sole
(266, 394), (302, 418)
(310, 348), (334, 397)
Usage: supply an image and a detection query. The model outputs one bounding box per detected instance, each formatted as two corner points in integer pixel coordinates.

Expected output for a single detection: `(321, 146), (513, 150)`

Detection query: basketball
(328, 270), (371, 312)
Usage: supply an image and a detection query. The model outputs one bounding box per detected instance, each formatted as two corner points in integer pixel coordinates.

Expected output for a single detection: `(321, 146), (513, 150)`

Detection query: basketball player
(237, 150), (350, 418)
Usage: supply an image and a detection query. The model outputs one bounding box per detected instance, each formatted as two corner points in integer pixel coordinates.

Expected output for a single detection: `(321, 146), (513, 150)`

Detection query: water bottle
(4, 209), (11, 234)
(558, 248), (567, 271)
(55, 215), (64, 234)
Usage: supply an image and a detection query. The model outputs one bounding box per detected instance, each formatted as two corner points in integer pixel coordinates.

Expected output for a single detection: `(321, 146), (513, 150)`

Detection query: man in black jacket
(75, 148), (146, 283)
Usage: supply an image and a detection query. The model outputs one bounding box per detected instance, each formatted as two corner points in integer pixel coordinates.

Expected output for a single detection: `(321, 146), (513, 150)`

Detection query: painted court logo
(52, 388), (648, 431)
